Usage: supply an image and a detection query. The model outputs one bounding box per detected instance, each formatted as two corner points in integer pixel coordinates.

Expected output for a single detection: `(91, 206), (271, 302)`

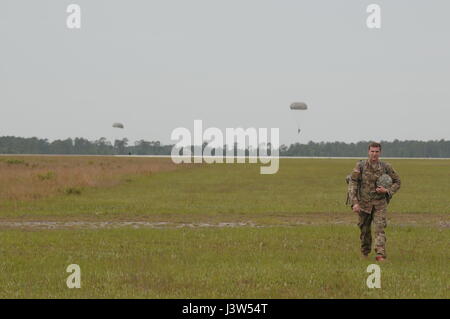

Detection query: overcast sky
(1, 0), (449, 145)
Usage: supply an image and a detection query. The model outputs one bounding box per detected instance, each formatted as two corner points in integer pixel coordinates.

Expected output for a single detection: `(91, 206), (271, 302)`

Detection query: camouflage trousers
(357, 199), (388, 257)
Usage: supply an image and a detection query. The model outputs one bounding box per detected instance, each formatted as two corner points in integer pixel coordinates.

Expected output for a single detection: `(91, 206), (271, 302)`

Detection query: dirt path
(1, 213), (448, 230)
(0, 221), (258, 230)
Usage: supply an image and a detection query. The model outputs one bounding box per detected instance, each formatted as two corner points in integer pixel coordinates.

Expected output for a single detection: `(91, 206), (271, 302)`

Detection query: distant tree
(114, 138), (128, 155)
(1, 136), (449, 157)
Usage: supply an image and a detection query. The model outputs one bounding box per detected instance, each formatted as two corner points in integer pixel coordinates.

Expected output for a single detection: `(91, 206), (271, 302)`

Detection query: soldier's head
(368, 142), (381, 162)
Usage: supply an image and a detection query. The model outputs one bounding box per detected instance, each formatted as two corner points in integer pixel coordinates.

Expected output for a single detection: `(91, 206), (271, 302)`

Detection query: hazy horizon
(2, 134), (448, 146)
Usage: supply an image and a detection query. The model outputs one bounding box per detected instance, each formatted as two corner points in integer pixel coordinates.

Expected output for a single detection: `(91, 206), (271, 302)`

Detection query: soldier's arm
(349, 162), (361, 205)
(386, 163), (401, 197)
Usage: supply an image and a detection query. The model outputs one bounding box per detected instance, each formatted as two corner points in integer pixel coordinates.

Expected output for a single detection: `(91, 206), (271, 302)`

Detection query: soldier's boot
(375, 245), (387, 261)
(361, 243), (371, 258)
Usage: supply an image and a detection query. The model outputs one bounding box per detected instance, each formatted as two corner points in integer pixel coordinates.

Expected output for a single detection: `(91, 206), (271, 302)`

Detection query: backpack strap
(346, 160), (366, 206)
(358, 159), (365, 178)
(380, 161), (388, 174)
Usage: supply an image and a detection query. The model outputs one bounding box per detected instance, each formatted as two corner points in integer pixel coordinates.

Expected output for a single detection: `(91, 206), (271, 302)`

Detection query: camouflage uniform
(349, 160), (401, 257)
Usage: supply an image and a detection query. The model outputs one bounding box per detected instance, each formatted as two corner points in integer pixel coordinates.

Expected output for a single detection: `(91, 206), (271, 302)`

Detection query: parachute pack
(345, 160), (391, 206)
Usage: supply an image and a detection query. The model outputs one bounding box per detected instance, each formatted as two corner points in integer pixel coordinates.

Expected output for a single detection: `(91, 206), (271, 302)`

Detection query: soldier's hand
(376, 186), (388, 194)
(352, 203), (361, 213)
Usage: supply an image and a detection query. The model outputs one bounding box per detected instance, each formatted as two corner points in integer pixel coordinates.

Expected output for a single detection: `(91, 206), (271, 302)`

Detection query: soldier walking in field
(348, 142), (401, 261)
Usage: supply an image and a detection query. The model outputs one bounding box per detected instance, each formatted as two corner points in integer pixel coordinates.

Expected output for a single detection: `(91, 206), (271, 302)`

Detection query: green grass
(0, 158), (448, 298)
(0, 226), (448, 298)
(1, 158), (449, 219)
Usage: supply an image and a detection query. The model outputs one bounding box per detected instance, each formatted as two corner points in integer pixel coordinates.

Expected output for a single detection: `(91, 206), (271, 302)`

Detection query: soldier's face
(368, 147), (381, 161)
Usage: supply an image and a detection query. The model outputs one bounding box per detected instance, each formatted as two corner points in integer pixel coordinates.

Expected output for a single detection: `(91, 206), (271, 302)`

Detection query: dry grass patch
(0, 155), (189, 202)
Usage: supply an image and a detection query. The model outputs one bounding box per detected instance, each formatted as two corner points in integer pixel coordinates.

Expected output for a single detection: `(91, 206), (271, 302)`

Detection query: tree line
(0, 136), (449, 158)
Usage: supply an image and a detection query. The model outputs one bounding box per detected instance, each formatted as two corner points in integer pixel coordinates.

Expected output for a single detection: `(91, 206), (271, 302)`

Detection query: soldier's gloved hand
(352, 203), (361, 213)
(376, 186), (388, 194)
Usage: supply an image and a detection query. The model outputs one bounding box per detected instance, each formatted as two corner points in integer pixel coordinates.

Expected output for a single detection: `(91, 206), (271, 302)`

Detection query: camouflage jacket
(349, 160), (401, 205)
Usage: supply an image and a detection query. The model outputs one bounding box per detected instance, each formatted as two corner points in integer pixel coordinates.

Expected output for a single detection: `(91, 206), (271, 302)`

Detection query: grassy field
(1, 157), (449, 219)
(1, 226), (448, 298)
(0, 156), (448, 298)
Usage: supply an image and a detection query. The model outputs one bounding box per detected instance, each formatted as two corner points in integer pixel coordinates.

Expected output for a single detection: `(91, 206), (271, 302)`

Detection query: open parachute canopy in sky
(290, 102), (308, 110)
(112, 122), (124, 129)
